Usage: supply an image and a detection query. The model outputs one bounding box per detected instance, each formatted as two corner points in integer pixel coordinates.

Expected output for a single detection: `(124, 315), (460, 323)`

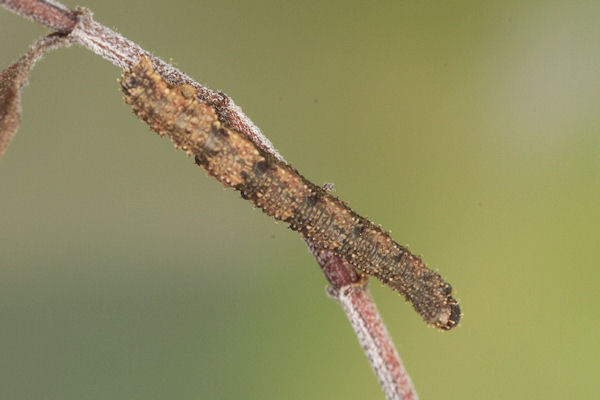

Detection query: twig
(0, 1), (419, 398)
(1, 0), (75, 32)
(309, 243), (417, 400)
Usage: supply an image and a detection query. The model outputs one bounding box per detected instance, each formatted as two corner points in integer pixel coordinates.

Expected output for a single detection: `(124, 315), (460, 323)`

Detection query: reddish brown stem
(309, 243), (418, 400)
(0, 0), (76, 32)
(1, 1), (419, 398)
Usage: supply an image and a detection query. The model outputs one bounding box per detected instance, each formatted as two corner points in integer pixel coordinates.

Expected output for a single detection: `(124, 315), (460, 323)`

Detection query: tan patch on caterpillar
(120, 56), (461, 330)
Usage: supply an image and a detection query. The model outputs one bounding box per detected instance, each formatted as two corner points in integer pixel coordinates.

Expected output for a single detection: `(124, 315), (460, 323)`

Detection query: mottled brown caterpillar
(120, 57), (460, 330)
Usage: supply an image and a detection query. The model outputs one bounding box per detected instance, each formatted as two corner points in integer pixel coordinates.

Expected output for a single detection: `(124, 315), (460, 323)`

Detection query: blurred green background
(1, 1), (599, 399)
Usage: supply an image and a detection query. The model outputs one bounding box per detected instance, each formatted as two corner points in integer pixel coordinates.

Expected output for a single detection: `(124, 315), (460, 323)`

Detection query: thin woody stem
(308, 243), (418, 400)
(0, 0), (75, 32)
(0, 1), (418, 398)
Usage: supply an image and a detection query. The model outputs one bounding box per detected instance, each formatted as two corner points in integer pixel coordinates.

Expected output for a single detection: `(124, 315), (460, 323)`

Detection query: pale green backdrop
(1, 1), (599, 399)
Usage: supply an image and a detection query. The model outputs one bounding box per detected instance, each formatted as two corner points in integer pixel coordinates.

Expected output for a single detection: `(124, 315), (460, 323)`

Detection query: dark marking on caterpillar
(120, 57), (461, 330)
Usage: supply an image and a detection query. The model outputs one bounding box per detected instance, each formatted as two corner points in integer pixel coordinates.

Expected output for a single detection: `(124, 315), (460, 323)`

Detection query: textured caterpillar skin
(121, 57), (460, 330)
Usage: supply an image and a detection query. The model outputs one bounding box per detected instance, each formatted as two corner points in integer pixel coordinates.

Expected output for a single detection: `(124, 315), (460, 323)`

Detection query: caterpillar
(120, 56), (460, 330)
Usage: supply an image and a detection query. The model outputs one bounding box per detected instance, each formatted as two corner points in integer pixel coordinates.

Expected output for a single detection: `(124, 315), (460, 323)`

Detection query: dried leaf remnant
(0, 33), (72, 157)
(121, 56), (461, 330)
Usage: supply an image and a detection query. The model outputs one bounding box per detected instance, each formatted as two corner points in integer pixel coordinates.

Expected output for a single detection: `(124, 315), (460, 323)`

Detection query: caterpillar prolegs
(120, 57), (461, 330)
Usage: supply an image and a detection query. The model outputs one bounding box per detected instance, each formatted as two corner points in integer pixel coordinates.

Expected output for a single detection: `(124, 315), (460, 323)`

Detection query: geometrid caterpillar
(121, 57), (460, 330)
